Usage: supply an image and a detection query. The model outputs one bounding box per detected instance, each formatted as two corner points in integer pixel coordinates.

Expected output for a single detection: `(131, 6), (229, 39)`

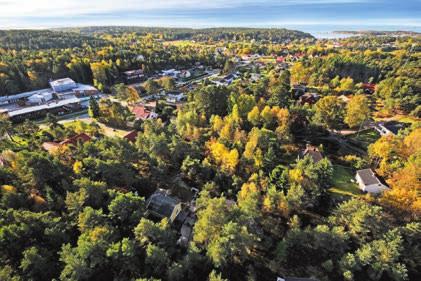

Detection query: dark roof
(299, 93), (319, 104)
(146, 192), (179, 218)
(123, 131), (138, 142)
(382, 121), (407, 135)
(301, 145), (323, 163)
(356, 169), (381, 185)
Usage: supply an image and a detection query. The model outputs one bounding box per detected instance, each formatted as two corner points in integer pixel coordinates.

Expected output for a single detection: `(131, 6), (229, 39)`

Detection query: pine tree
(88, 96), (100, 118)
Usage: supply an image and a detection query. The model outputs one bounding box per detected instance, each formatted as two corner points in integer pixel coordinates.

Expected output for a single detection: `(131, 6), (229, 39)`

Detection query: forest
(57, 27), (314, 42)
(0, 29), (420, 281)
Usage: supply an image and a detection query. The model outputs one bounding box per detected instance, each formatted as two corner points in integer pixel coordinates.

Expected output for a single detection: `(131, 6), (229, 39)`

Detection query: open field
(346, 128), (380, 150)
(328, 165), (363, 198)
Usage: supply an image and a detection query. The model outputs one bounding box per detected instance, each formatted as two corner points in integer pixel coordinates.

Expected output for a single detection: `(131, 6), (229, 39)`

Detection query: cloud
(0, 0), (369, 18)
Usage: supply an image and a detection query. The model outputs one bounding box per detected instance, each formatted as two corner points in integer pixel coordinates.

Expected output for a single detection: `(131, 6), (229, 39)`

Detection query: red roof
(276, 56), (285, 63)
(123, 130), (138, 142)
(362, 83), (376, 90)
(60, 133), (91, 146)
(132, 105), (152, 120)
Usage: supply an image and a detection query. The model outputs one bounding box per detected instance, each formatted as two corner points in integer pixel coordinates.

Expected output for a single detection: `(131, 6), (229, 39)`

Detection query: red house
(276, 56), (285, 63)
(123, 130), (138, 142)
(362, 83), (376, 94)
(131, 105), (158, 120)
(60, 133), (91, 146)
(42, 133), (91, 153)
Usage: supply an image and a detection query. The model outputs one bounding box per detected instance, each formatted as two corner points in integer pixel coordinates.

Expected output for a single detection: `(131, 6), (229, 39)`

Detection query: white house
(374, 121), (406, 136)
(355, 169), (389, 194)
(166, 92), (185, 103)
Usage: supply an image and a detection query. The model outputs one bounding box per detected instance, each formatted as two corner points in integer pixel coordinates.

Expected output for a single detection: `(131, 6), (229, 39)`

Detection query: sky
(0, 0), (420, 33)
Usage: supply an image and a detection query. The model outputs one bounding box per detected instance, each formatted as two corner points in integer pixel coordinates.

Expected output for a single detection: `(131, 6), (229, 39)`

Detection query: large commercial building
(0, 78), (100, 122)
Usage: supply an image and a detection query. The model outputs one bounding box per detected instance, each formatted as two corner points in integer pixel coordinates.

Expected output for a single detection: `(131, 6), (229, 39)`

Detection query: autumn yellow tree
(207, 140), (239, 174)
(381, 154), (421, 219)
(290, 62), (310, 84)
(378, 128), (421, 218)
(247, 106), (261, 126)
(344, 95), (371, 128)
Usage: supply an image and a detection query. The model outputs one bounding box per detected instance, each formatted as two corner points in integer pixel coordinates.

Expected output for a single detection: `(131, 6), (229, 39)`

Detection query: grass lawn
(346, 128), (380, 149)
(60, 120), (130, 138)
(329, 165), (363, 198)
(258, 57), (276, 64)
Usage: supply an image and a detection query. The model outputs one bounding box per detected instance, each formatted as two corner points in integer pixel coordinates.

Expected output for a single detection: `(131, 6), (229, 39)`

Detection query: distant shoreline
(332, 30), (420, 36)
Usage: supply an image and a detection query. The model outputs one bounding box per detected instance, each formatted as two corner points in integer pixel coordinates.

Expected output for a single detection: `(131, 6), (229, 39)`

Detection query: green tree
(207, 221), (255, 267)
(108, 192), (145, 234)
(20, 246), (55, 281)
(193, 85), (229, 118)
(88, 96), (100, 118)
(341, 229), (408, 281)
(0, 114), (16, 142)
(314, 96), (345, 129)
(160, 76), (176, 91)
(329, 199), (386, 242)
(144, 243), (170, 278)
(144, 79), (160, 94)
(209, 270), (228, 281)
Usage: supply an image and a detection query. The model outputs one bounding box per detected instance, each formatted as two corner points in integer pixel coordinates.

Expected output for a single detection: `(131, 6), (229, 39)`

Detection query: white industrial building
(49, 78), (78, 93)
(0, 78), (99, 121)
(27, 91), (54, 105)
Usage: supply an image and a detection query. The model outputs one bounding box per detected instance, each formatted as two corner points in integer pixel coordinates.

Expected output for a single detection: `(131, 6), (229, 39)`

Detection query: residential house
(375, 121), (407, 136)
(292, 84), (307, 97)
(131, 104), (158, 120)
(338, 94), (351, 103)
(276, 56), (285, 63)
(123, 69), (145, 84)
(123, 130), (138, 143)
(299, 93), (320, 105)
(166, 91), (185, 103)
(146, 191), (187, 225)
(362, 83), (376, 94)
(42, 133), (92, 153)
(355, 168), (389, 194)
(299, 144), (324, 163)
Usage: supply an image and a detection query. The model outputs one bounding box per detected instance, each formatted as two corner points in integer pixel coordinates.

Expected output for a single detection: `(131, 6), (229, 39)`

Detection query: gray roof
(146, 192), (179, 218)
(356, 169), (382, 185)
(0, 83), (96, 104)
(49, 78), (76, 88)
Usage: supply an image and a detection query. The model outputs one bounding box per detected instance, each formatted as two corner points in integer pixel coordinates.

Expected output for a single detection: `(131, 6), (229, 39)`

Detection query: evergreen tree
(88, 96), (100, 118)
